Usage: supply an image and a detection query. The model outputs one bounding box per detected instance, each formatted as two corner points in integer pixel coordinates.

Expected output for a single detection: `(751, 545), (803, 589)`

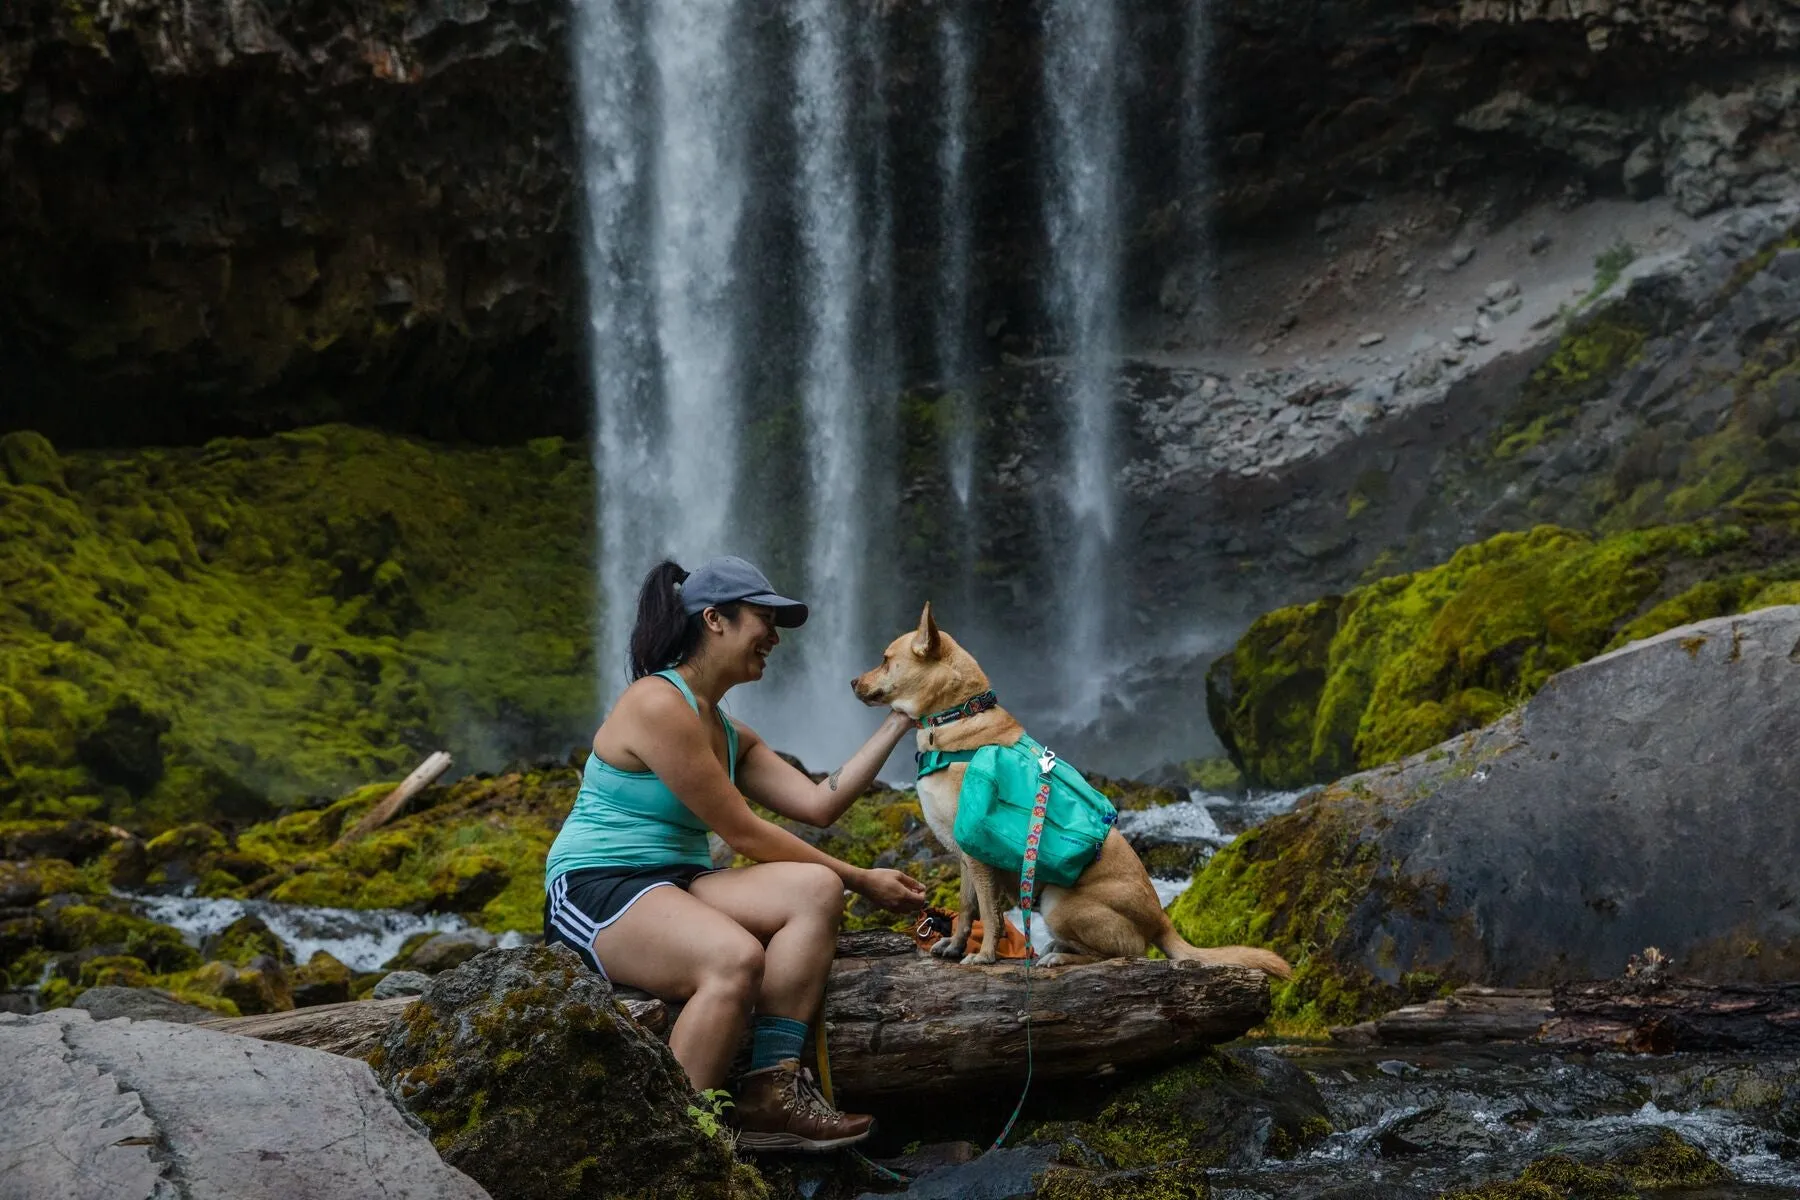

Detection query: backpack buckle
(1037, 748), (1057, 776)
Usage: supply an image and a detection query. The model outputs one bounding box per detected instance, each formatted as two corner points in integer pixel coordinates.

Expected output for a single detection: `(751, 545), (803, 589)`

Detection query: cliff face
(5, 0), (1797, 446)
(0, 0), (578, 446)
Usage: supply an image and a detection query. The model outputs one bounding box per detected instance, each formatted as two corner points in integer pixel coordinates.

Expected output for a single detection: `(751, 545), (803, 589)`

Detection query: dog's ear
(911, 601), (942, 660)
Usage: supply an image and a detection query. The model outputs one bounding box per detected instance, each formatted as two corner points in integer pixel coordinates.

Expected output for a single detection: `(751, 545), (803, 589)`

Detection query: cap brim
(741, 593), (808, 627)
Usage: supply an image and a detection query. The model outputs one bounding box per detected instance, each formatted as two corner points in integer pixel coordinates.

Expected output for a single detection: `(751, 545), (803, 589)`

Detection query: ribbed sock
(749, 1015), (808, 1072)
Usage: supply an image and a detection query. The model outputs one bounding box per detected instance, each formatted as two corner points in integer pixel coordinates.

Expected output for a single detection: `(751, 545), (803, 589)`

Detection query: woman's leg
(688, 862), (845, 1021)
(584, 884), (765, 1091)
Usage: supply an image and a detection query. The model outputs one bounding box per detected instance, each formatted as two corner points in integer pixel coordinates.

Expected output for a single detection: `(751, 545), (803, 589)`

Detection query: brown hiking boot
(731, 1058), (874, 1152)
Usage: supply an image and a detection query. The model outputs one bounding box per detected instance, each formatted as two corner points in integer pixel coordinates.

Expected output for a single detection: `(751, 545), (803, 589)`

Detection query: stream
(1212, 1042), (1800, 1198)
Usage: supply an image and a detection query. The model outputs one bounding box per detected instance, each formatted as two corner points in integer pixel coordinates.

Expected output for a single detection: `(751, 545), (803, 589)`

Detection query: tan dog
(852, 603), (1292, 976)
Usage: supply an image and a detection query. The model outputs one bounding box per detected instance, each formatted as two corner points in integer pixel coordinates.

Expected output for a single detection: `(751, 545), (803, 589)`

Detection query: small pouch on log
(911, 907), (1031, 959)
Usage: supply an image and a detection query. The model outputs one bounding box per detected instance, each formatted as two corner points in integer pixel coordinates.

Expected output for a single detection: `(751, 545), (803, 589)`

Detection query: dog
(853, 602), (1292, 977)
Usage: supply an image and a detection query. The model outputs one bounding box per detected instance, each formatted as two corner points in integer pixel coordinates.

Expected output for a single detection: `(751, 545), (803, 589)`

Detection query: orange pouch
(911, 907), (1031, 959)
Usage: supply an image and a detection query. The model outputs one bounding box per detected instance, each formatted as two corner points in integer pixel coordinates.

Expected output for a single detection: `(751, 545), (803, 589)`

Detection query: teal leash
(987, 748), (1056, 1152)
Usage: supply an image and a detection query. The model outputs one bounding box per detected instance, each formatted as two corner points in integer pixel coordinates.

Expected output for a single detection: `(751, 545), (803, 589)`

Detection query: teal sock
(750, 1015), (808, 1071)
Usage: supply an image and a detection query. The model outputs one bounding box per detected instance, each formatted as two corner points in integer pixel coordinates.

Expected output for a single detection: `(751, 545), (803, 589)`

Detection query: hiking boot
(732, 1058), (874, 1152)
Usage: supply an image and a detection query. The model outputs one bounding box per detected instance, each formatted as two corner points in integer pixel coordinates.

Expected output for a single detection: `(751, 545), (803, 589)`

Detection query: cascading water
(936, 0), (977, 509)
(1040, 0), (1124, 712)
(572, 0), (1150, 769)
(786, 0), (872, 739)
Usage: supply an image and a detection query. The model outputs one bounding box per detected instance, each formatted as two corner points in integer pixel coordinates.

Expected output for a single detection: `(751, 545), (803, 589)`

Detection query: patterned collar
(919, 690), (999, 729)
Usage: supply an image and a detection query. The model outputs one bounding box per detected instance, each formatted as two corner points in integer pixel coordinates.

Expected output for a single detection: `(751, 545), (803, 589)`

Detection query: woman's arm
(734, 710), (915, 827)
(631, 689), (924, 911)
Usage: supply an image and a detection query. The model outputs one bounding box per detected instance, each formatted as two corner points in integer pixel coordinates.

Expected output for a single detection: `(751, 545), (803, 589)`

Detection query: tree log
(202, 933), (1270, 1095)
(199, 994), (669, 1058)
(1332, 979), (1800, 1054)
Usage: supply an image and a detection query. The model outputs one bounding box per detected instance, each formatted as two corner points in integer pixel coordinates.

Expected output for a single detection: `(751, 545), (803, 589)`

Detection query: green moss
(0, 425), (595, 831)
(1033, 1164), (1210, 1200)
(1211, 517), (1799, 789)
(1438, 1129), (1729, 1199)
(45, 903), (202, 973)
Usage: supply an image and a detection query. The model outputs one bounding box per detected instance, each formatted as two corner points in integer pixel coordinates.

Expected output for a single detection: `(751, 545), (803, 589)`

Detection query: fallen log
(204, 933), (1270, 1095)
(200, 994), (670, 1058)
(1332, 979), (1800, 1054)
(335, 751), (454, 846)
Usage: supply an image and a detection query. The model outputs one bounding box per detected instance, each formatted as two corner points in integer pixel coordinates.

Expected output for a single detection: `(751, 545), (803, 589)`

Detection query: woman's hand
(855, 867), (928, 912)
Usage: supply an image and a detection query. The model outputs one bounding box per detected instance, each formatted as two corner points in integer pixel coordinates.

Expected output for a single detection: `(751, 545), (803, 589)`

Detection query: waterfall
(570, 0), (1147, 770)
(786, 0), (869, 731)
(1041, 0), (1124, 711)
(936, 0), (977, 508)
(574, 0), (654, 697)
(646, 0), (748, 571)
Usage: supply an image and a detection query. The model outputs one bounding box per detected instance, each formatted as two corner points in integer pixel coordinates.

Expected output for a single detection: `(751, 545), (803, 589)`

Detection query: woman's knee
(700, 933), (765, 997)
(793, 863), (846, 924)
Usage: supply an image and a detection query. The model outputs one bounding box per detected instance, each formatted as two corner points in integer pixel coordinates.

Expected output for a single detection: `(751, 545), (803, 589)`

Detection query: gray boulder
(1187, 606), (1800, 995)
(72, 985), (218, 1024)
(0, 1008), (488, 1199)
(406, 929), (498, 974)
(371, 969), (432, 998)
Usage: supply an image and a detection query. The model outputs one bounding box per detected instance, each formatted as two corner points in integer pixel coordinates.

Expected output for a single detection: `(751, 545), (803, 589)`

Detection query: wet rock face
(374, 943), (763, 1200)
(0, 0), (579, 447)
(5, 0), (1798, 445)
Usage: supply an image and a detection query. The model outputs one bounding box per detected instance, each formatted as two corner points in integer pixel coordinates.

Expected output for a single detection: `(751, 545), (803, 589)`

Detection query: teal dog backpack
(917, 733), (1117, 888)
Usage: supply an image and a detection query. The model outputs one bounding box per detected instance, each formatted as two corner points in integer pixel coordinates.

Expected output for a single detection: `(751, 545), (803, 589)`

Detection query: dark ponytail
(629, 561), (693, 681)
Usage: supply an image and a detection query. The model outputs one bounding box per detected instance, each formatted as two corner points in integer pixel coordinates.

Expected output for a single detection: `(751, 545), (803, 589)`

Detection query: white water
(648, 0), (747, 574)
(123, 893), (522, 974)
(1041, 0), (1125, 713)
(789, 0), (869, 740)
(936, 0), (977, 507)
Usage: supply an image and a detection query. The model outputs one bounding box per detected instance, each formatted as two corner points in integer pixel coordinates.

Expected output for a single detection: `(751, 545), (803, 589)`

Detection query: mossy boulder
(0, 819), (123, 865)
(1439, 1128), (1730, 1199)
(1024, 1049), (1333, 1172)
(1178, 605), (1800, 1032)
(0, 858), (86, 907)
(202, 914), (293, 967)
(0, 425), (594, 830)
(40, 901), (201, 975)
(1035, 1163), (1212, 1199)
(374, 944), (766, 1200)
(1209, 519), (1800, 789)
(291, 951), (353, 1007)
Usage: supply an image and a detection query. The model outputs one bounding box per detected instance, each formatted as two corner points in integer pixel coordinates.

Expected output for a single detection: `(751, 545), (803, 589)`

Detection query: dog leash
(987, 746), (1055, 1151)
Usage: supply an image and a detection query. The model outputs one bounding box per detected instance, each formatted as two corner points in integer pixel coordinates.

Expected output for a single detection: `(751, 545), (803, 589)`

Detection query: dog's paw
(1036, 951), (1070, 967)
(960, 950), (999, 966)
(930, 938), (967, 959)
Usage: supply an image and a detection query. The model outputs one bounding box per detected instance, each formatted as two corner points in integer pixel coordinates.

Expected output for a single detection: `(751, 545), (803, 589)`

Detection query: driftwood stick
(203, 933), (1270, 1096)
(335, 751), (454, 846)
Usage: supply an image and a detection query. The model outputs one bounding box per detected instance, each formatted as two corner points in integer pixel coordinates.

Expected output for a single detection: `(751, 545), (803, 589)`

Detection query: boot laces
(784, 1065), (841, 1120)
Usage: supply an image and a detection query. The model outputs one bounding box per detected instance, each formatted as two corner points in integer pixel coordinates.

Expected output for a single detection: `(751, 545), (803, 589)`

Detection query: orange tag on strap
(911, 907), (1032, 959)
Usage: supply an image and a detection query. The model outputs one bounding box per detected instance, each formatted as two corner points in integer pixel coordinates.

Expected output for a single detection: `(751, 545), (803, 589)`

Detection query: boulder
(0, 1008), (488, 1198)
(1177, 606), (1800, 1024)
(71, 985), (220, 1024)
(373, 944), (762, 1200)
(406, 929), (498, 974)
(372, 970), (431, 999)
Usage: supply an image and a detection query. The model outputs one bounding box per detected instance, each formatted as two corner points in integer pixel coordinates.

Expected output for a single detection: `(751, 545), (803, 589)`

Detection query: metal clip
(1037, 748), (1057, 776)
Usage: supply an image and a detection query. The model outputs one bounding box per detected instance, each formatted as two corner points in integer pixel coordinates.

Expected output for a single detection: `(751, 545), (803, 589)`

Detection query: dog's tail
(1156, 919), (1293, 979)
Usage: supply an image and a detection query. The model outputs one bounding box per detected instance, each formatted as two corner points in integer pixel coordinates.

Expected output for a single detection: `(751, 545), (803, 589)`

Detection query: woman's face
(708, 603), (780, 682)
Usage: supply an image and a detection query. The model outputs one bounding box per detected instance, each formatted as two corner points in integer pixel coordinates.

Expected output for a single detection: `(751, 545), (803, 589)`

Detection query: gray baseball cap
(680, 556), (809, 627)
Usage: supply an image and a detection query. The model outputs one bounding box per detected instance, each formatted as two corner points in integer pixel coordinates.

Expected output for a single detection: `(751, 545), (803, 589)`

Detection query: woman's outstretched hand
(856, 867), (928, 912)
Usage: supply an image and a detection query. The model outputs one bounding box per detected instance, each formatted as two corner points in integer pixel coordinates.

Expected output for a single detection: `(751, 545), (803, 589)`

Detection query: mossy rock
(0, 425), (595, 831)
(1034, 1163), (1211, 1200)
(0, 819), (122, 863)
(203, 914), (293, 967)
(41, 901), (201, 974)
(176, 959), (293, 1016)
(1209, 519), (1800, 789)
(1438, 1128), (1730, 1199)
(375, 944), (765, 1200)
(1087, 774), (1186, 812)
(292, 950), (353, 1007)
(1023, 1049), (1332, 1172)
(0, 857), (88, 907)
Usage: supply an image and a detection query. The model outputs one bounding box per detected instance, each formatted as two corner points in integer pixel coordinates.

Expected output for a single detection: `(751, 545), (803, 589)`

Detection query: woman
(545, 555), (926, 1152)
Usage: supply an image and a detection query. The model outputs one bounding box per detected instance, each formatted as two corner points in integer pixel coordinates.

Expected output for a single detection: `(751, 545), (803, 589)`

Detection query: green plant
(686, 1088), (736, 1140)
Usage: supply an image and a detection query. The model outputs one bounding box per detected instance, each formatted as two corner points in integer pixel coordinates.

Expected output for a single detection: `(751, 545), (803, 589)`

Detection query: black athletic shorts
(543, 863), (720, 977)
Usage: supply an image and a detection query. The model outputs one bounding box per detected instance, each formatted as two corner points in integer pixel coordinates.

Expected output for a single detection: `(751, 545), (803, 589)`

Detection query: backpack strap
(916, 747), (980, 779)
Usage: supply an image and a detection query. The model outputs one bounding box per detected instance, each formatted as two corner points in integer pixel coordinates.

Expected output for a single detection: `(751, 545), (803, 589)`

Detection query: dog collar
(919, 690), (999, 729)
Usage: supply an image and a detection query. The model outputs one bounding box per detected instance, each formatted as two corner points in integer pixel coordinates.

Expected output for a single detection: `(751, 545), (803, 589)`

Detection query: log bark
(1332, 979), (1800, 1054)
(202, 933), (1270, 1096)
(335, 751), (453, 846)
(199, 994), (669, 1058)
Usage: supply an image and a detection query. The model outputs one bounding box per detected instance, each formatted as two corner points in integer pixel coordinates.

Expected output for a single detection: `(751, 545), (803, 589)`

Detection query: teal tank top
(544, 669), (739, 886)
